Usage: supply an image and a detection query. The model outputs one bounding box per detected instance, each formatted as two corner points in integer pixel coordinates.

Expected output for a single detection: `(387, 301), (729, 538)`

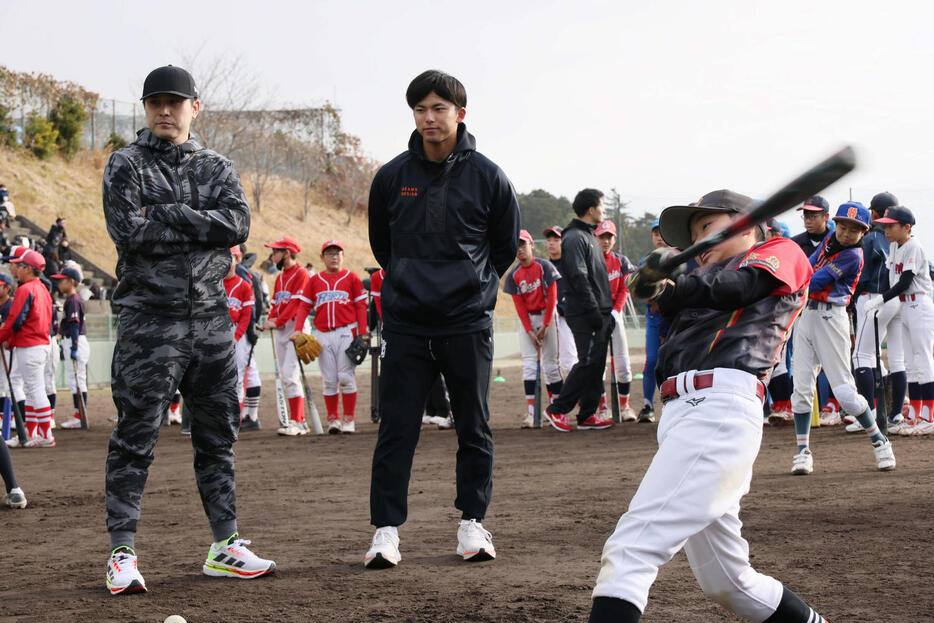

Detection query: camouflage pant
(106, 310), (239, 541)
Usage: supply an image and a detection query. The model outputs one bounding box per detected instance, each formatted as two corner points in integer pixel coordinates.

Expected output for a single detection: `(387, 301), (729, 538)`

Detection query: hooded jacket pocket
(389, 258), (482, 321)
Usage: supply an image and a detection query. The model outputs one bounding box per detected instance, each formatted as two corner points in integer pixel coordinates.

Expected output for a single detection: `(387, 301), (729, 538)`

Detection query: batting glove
(291, 333), (323, 363)
(863, 297), (884, 315)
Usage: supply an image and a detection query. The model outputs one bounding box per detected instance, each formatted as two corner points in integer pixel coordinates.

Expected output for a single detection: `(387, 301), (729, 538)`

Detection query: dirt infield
(3, 363), (933, 623)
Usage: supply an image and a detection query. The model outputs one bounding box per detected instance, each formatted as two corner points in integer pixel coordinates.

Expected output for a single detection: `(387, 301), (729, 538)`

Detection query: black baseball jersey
(656, 238), (813, 383)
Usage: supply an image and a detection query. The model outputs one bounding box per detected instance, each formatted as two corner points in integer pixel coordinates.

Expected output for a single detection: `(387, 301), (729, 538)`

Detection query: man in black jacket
(543, 189), (615, 432)
(365, 70), (519, 569)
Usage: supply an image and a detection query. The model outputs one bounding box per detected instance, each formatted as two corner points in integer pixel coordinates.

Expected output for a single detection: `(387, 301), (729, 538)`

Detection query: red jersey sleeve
(543, 281), (557, 327)
(352, 273), (368, 336)
(512, 294), (533, 332)
(370, 270), (383, 320)
(737, 238), (814, 295)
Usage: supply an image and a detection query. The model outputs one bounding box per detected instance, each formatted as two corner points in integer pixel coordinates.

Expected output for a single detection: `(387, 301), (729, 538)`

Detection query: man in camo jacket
(101, 65), (275, 596)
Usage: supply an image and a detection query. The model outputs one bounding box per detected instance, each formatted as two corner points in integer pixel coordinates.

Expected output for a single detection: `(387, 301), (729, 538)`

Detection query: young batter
(592, 190), (826, 623)
(595, 220), (636, 421)
(543, 226), (578, 378)
(868, 205), (934, 435)
(504, 229), (562, 427)
(306, 240), (368, 434)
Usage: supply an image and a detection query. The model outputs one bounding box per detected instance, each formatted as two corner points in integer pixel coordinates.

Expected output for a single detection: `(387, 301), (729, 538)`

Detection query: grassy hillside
(0, 146), (378, 276)
(0, 147), (516, 316)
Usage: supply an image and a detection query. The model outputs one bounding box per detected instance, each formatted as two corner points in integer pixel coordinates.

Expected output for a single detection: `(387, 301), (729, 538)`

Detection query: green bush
(104, 132), (127, 152)
(49, 95), (87, 158)
(0, 104), (18, 147)
(24, 112), (59, 159)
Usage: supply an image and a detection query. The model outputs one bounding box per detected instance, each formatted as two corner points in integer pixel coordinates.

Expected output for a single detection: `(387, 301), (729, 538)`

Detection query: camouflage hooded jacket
(102, 128), (250, 318)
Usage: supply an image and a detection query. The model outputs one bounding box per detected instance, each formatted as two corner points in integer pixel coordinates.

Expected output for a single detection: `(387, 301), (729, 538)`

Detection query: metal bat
(533, 355), (543, 428)
(269, 329), (289, 429)
(609, 338), (620, 423)
(72, 359), (88, 430)
(658, 146), (857, 274)
(1, 346), (27, 444)
(873, 311), (887, 435)
(295, 351), (324, 435)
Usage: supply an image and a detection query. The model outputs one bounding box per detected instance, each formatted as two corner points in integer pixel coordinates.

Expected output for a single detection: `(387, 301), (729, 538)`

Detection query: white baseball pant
(897, 295), (934, 384)
(62, 335), (90, 393)
(14, 344), (52, 431)
(791, 305), (868, 416)
(593, 368), (783, 620)
(518, 313), (561, 385)
(273, 328), (302, 400)
(556, 314), (578, 379)
(314, 326), (356, 395)
(235, 335), (261, 400)
(609, 311), (632, 383)
(851, 294), (903, 373)
(44, 337), (58, 395)
(0, 348), (10, 397)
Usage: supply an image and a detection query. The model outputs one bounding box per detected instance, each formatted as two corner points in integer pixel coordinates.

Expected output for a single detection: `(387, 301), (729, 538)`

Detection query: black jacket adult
(560, 218), (613, 321)
(368, 123), (519, 336)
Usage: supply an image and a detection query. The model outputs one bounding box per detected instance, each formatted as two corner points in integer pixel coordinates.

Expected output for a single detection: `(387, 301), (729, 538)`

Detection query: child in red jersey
(261, 236), (313, 436)
(51, 266), (89, 429)
(595, 221), (637, 421)
(0, 250), (54, 447)
(306, 240), (368, 433)
(223, 247), (260, 430)
(503, 230), (562, 427)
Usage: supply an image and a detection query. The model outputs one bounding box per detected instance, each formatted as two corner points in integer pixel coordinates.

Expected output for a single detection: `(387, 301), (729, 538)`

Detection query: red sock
(619, 395), (630, 410)
(342, 392), (357, 420)
(828, 397), (840, 411)
(598, 394), (607, 413)
(909, 399), (922, 420)
(324, 394), (339, 421)
(922, 400), (934, 423)
(526, 397), (535, 416)
(288, 396), (305, 423)
(25, 407), (37, 437)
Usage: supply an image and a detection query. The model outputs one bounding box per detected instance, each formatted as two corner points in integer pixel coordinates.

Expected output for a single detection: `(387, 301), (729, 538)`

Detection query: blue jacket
(855, 225), (889, 294)
(808, 232), (863, 306)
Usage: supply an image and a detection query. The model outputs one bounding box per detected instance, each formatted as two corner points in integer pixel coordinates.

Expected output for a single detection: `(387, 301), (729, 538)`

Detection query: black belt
(806, 300), (836, 311)
(660, 373), (766, 405)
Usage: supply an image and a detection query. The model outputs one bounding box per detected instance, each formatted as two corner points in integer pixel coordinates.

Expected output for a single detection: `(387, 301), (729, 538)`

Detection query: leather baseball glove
(345, 335), (368, 366)
(291, 333), (323, 363)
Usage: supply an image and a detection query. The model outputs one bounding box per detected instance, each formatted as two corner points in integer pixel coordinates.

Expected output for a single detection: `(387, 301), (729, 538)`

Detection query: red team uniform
(265, 240), (313, 430)
(224, 261), (261, 426)
(0, 251), (54, 447)
(600, 235), (637, 420)
(503, 240), (563, 426)
(307, 264), (368, 433)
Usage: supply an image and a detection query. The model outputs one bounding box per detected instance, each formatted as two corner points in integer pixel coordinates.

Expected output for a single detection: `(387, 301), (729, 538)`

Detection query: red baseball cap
(264, 236), (301, 254)
(594, 220), (617, 237)
(11, 249), (45, 270)
(542, 226), (563, 238)
(230, 246), (242, 258)
(321, 239), (344, 253)
(518, 229), (534, 244)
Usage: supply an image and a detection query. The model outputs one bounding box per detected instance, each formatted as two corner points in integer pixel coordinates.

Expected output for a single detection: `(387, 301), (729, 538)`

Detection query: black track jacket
(560, 218), (613, 320)
(368, 123), (520, 336)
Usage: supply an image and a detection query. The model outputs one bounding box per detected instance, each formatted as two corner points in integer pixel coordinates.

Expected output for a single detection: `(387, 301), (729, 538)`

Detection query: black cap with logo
(869, 191), (898, 215)
(141, 65), (199, 101)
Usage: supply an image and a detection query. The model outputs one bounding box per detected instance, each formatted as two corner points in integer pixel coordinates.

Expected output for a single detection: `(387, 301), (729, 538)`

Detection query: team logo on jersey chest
(894, 262), (903, 274)
(740, 252), (780, 272)
(273, 291), (291, 305)
(317, 290), (349, 304)
(518, 278), (542, 294)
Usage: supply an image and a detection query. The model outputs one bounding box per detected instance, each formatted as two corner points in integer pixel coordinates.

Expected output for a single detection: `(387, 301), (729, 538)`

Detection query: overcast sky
(4, 0), (933, 245)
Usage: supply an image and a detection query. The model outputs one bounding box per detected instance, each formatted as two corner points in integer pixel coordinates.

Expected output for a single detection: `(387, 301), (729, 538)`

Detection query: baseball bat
(659, 146), (857, 273)
(1, 346), (27, 444)
(295, 351), (324, 435)
(609, 338), (620, 423)
(533, 354), (542, 428)
(873, 311), (887, 435)
(268, 330), (289, 429)
(370, 323), (381, 423)
(72, 358), (88, 430)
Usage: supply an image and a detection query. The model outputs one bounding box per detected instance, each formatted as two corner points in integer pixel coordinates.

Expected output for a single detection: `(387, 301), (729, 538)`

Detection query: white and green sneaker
(203, 534), (276, 579)
(106, 547), (147, 595)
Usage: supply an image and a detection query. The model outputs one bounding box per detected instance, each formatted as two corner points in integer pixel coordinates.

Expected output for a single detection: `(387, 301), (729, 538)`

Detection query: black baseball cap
(869, 191), (898, 214)
(875, 206), (915, 226)
(542, 226), (563, 238)
(659, 189), (763, 250)
(141, 65), (199, 100)
(797, 195), (830, 212)
(0, 272), (13, 288)
(51, 266), (81, 282)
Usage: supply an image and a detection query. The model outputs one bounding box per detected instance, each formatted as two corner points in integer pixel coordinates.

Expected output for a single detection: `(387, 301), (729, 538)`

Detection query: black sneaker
(638, 405), (655, 423)
(239, 418), (260, 431)
(181, 426), (191, 436)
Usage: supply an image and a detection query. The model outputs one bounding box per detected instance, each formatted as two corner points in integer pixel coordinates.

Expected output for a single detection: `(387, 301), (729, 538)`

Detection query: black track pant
(370, 329), (494, 527)
(548, 312), (614, 423)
